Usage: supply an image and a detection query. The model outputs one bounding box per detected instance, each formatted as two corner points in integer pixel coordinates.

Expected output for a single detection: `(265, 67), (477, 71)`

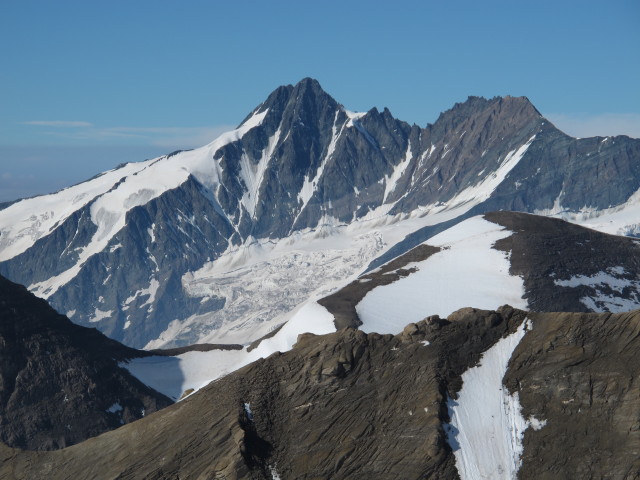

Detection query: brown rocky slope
(2, 306), (639, 479)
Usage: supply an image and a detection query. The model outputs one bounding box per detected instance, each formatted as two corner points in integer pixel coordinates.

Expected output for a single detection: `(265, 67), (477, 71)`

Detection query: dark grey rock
(486, 210), (640, 312)
(0, 274), (172, 451)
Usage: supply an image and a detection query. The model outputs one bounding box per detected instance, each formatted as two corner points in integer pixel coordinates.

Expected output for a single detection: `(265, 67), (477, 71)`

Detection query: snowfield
(356, 216), (528, 334)
(1, 108), (271, 299)
(146, 202), (484, 348)
(0, 113), (541, 349)
(123, 301), (336, 400)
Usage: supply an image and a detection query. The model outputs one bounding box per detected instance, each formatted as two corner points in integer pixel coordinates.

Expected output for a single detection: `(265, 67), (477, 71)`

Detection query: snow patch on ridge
(445, 318), (544, 480)
(356, 216), (527, 334)
(124, 301), (335, 400)
(0, 161), (153, 262)
(554, 267), (640, 312)
(345, 109), (366, 127)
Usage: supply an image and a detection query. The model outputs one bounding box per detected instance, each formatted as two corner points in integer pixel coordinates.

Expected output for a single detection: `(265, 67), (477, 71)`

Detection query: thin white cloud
(33, 124), (236, 149)
(545, 113), (640, 139)
(22, 120), (94, 127)
(110, 125), (236, 148)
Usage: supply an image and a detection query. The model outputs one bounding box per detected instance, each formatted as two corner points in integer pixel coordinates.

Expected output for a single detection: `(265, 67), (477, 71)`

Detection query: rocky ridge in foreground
(2, 306), (638, 479)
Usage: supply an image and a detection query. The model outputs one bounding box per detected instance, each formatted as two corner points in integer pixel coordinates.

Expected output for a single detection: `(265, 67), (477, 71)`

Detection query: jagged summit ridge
(0, 78), (639, 348)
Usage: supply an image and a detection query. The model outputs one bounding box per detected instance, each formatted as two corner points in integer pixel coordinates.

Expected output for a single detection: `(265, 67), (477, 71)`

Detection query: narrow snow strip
(243, 403), (254, 421)
(356, 216), (527, 334)
(449, 135), (535, 207)
(383, 140), (413, 202)
(296, 110), (345, 221)
(445, 319), (543, 480)
(240, 126), (281, 218)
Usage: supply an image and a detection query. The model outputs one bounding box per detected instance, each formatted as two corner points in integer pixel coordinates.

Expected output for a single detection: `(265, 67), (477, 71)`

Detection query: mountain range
(1, 78), (639, 350)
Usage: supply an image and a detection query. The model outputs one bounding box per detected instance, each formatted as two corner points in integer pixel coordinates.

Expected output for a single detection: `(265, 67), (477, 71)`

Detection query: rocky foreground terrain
(1, 305), (638, 479)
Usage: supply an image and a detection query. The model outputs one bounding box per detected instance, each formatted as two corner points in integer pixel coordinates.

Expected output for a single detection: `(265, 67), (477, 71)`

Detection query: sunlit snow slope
(356, 216), (527, 333)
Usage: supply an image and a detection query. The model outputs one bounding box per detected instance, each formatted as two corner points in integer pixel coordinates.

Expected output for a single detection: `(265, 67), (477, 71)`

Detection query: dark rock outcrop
(487, 210), (640, 312)
(328, 210), (640, 327)
(0, 274), (172, 451)
(506, 310), (640, 479)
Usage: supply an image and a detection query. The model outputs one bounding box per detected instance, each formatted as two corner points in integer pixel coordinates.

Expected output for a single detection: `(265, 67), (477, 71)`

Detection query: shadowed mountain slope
(0, 274), (172, 450)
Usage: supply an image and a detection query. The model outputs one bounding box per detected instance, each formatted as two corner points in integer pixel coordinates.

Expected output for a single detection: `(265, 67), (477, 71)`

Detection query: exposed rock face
(0, 274), (172, 451)
(506, 310), (640, 479)
(1, 306), (525, 479)
(1, 79), (639, 349)
(4, 306), (637, 479)
(487, 211), (640, 312)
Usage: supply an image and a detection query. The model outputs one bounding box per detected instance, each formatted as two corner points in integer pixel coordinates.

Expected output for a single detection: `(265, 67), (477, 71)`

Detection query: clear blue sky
(1, 0), (639, 202)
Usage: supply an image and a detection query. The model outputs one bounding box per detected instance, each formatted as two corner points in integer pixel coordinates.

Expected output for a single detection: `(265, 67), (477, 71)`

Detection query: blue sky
(1, 0), (639, 202)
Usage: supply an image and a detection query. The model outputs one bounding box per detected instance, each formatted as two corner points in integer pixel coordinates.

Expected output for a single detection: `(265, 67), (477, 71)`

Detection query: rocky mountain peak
(427, 94), (542, 139)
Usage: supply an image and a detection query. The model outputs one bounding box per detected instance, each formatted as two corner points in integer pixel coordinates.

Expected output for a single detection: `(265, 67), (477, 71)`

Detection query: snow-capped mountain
(1, 78), (639, 348)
